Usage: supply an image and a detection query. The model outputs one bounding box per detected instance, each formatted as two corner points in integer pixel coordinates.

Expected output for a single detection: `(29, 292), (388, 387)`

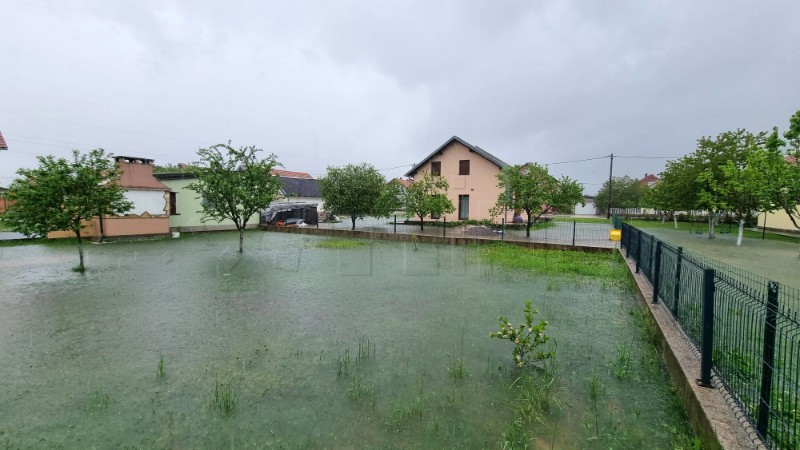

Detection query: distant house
(640, 173), (660, 188)
(574, 195), (597, 216)
(49, 156), (171, 239)
(270, 169), (323, 210)
(405, 136), (509, 221)
(155, 168), (321, 232)
(0, 130), (8, 150)
(0, 186), (9, 213)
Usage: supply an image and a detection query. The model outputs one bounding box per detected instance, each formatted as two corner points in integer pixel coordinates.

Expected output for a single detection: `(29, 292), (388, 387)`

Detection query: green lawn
(629, 219), (800, 244)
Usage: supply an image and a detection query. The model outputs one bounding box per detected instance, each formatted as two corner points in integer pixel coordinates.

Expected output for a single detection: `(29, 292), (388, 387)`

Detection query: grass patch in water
(478, 243), (626, 279)
(315, 239), (368, 249)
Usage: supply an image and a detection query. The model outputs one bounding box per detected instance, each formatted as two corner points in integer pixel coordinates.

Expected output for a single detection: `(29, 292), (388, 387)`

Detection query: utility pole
(606, 153), (614, 219)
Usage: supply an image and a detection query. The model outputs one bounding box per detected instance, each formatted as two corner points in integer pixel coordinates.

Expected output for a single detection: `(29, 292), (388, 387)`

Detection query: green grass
(552, 216), (611, 224)
(156, 352), (166, 377)
(477, 243), (627, 279)
(315, 239), (368, 249)
(211, 379), (238, 414)
(628, 219), (800, 244)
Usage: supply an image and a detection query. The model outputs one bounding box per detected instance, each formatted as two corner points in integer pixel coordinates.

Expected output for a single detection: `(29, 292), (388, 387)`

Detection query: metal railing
(621, 223), (799, 449)
(315, 216), (619, 249)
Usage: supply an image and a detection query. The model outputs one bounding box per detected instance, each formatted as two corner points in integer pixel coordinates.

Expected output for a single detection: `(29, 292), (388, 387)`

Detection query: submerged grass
(315, 239), (368, 249)
(478, 243), (626, 279)
(211, 379), (238, 414)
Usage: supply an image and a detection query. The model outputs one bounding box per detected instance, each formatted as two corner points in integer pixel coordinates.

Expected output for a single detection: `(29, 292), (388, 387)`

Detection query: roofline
(153, 172), (197, 180)
(404, 135), (509, 177)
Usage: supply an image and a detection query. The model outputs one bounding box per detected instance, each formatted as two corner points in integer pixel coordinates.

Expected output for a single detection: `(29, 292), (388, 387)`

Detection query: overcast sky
(2, 1), (798, 194)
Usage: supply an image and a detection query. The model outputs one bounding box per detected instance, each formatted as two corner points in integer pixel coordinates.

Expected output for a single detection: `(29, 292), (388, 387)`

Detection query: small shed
(262, 202), (318, 225)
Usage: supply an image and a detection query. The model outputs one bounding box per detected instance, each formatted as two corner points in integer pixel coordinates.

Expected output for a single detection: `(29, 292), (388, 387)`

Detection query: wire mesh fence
(621, 222), (799, 449)
(312, 216), (620, 248)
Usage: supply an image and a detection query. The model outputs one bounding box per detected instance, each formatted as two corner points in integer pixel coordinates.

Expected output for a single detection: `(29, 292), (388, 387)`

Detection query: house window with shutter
(459, 160), (470, 175)
(169, 192), (178, 215)
(431, 161), (441, 176)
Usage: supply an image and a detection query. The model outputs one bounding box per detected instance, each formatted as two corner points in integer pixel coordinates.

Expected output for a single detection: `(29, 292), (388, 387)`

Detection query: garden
(0, 231), (697, 448)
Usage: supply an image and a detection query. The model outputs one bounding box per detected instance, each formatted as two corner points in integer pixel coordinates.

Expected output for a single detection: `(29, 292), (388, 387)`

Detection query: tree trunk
(661, 213), (666, 225)
(708, 214), (715, 239)
(418, 214), (424, 231)
(673, 213), (678, 230)
(75, 229), (85, 272)
(736, 220), (745, 246)
(351, 215), (356, 231)
(526, 217), (532, 238)
(238, 228), (244, 253)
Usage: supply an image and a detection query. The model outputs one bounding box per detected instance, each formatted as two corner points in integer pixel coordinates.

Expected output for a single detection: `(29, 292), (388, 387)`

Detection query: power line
(545, 155), (610, 166)
(615, 155), (680, 159)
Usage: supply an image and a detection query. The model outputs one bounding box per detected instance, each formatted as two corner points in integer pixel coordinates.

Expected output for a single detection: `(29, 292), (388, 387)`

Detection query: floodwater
(0, 231), (693, 448)
(640, 226), (800, 290)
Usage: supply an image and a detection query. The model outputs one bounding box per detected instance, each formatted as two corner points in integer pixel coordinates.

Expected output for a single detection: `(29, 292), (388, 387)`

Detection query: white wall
(125, 190), (166, 215)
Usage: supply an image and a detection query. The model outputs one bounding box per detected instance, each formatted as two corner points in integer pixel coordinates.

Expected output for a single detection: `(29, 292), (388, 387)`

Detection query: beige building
(405, 136), (509, 221)
(757, 209), (800, 233)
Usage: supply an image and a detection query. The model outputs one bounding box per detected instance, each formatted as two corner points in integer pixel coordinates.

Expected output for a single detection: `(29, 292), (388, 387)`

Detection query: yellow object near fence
(609, 229), (621, 241)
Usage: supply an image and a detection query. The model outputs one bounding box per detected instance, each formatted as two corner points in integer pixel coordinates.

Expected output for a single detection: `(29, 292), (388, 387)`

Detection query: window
(459, 160), (470, 175)
(169, 192), (178, 215)
(431, 161), (441, 176)
(458, 195), (469, 220)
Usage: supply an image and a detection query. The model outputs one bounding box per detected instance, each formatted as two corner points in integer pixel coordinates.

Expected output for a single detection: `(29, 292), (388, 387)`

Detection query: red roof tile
(271, 169), (313, 179)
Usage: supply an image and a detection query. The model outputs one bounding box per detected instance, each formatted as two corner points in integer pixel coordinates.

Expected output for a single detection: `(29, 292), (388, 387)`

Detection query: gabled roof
(271, 169), (313, 179)
(0, 130), (8, 150)
(279, 177), (320, 198)
(405, 135), (509, 177)
(391, 178), (412, 188)
(639, 173), (660, 187)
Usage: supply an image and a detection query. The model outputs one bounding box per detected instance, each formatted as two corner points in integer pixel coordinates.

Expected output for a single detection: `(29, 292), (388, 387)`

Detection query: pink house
(405, 136), (509, 221)
(48, 156), (170, 240)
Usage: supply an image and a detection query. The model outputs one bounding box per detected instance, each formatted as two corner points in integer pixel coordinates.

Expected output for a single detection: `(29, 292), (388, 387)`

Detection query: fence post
(673, 247), (683, 317)
(652, 241), (662, 304)
(697, 268), (715, 387)
(501, 218), (505, 241)
(635, 230), (642, 273)
(443, 217), (446, 237)
(571, 221), (576, 246)
(757, 281), (780, 436)
(623, 224), (630, 257)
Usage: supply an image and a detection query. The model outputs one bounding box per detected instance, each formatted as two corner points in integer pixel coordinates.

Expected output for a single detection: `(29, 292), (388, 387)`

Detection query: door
(458, 195), (469, 220)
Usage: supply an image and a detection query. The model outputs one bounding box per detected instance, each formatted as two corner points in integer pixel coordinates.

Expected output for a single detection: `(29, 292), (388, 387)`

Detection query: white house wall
(125, 190), (167, 216)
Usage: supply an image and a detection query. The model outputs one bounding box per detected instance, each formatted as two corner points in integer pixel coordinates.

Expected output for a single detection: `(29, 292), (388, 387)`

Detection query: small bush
(490, 300), (554, 368)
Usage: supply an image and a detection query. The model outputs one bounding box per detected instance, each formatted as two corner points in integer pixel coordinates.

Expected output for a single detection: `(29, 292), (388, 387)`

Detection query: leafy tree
(693, 129), (767, 240)
(318, 163), (398, 230)
(594, 176), (645, 215)
(494, 163), (584, 237)
(2, 149), (132, 272)
(718, 132), (769, 245)
(187, 143), (282, 253)
(758, 111), (800, 231)
(402, 170), (455, 230)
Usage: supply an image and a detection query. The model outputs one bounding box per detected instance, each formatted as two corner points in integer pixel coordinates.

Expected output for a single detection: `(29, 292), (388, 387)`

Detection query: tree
(494, 164), (584, 237)
(758, 111), (800, 231)
(318, 163), (397, 230)
(692, 129), (767, 240)
(594, 176), (645, 215)
(186, 143), (282, 253)
(2, 149), (132, 272)
(402, 170), (455, 230)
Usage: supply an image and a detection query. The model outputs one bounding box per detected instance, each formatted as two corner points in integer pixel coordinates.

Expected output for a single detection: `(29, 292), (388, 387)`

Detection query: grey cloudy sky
(2, 0), (799, 194)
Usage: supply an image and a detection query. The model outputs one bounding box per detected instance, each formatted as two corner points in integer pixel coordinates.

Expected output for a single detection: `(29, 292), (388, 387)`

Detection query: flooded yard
(0, 231), (694, 448)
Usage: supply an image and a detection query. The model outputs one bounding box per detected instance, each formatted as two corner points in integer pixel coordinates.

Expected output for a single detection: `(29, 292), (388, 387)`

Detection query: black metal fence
(621, 223), (799, 449)
(318, 216), (619, 248)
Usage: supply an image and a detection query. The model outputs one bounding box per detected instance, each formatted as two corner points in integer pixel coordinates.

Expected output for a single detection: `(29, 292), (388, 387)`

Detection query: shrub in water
(490, 299), (554, 368)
